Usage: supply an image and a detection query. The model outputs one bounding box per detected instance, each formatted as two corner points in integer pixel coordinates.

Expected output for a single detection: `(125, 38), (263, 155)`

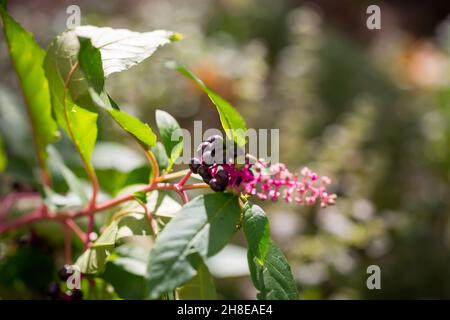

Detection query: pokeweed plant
(0, 1), (336, 300)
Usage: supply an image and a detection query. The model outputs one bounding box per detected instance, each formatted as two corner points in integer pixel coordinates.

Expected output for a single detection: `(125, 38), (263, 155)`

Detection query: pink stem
(0, 182), (206, 234)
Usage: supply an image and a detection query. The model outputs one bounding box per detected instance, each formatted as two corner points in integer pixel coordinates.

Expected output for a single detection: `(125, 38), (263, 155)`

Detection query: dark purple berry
(48, 281), (61, 300)
(215, 170), (229, 185)
(209, 178), (227, 192)
(70, 289), (83, 300)
(58, 265), (71, 281)
(198, 165), (212, 183)
(189, 158), (201, 174)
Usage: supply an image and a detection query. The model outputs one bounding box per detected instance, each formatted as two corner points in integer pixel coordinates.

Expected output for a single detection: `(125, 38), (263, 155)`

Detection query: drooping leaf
(166, 61), (247, 146)
(108, 108), (157, 148)
(0, 6), (59, 169)
(47, 146), (88, 205)
(178, 261), (217, 300)
(76, 33), (158, 148)
(43, 32), (98, 169)
(247, 240), (298, 300)
(146, 193), (240, 299)
(155, 110), (183, 170)
(74, 25), (181, 77)
(243, 204), (270, 265)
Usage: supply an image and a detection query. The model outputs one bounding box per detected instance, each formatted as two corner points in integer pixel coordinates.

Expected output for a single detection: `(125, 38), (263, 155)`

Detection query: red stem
(0, 182), (209, 234)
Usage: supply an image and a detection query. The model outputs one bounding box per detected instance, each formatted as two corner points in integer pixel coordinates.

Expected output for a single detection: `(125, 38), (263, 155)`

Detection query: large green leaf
(167, 62), (247, 146)
(178, 261), (217, 300)
(247, 240), (298, 300)
(74, 25), (180, 77)
(77, 39), (157, 148)
(0, 6), (59, 168)
(243, 204), (270, 265)
(146, 193), (240, 299)
(43, 32), (98, 169)
(155, 109), (183, 170)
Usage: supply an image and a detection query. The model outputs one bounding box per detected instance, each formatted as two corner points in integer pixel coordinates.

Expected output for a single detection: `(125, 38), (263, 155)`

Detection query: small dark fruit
(48, 281), (61, 300)
(189, 158), (201, 174)
(58, 265), (71, 281)
(209, 178), (227, 192)
(198, 165), (212, 183)
(70, 289), (83, 300)
(215, 170), (229, 185)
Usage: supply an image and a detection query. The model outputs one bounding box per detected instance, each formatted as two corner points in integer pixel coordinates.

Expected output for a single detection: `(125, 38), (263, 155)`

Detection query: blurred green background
(1, 0), (450, 299)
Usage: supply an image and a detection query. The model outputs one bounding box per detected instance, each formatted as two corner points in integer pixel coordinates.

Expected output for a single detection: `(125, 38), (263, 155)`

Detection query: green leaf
(108, 108), (157, 148)
(151, 142), (169, 171)
(0, 134), (6, 172)
(78, 37), (104, 94)
(0, 6), (59, 169)
(43, 32), (98, 169)
(243, 204), (270, 265)
(147, 193), (240, 299)
(155, 110), (183, 170)
(166, 62), (247, 146)
(247, 240), (298, 300)
(116, 212), (152, 242)
(76, 209), (154, 275)
(74, 26), (180, 77)
(75, 220), (118, 274)
(47, 146), (88, 205)
(76, 33), (158, 149)
(102, 243), (151, 300)
(178, 261), (217, 300)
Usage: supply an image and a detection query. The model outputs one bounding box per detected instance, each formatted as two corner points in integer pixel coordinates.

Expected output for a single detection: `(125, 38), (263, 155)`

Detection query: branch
(0, 182), (208, 234)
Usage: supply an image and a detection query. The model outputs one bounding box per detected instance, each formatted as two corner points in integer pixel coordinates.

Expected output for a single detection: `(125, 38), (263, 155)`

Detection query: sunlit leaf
(108, 108), (157, 147)
(155, 109), (183, 170)
(43, 31), (98, 169)
(75, 25), (180, 77)
(146, 193), (240, 299)
(243, 204), (270, 265)
(166, 61), (247, 146)
(248, 240), (298, 300)
(0, 5), (59, 170)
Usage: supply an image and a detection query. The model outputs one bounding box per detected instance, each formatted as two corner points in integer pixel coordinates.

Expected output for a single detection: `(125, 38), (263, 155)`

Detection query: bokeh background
(1, 0), (450, 299)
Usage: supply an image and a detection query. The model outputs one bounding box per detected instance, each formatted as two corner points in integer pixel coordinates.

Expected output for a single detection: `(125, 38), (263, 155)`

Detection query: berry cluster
(48, 265), (83, 300)
(189, 135), (244, 192)
(189, 135), (337, 208)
